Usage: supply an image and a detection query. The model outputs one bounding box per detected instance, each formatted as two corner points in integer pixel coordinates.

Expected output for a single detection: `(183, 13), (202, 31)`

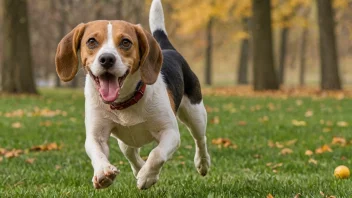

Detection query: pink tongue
(99, 78), (120, 102)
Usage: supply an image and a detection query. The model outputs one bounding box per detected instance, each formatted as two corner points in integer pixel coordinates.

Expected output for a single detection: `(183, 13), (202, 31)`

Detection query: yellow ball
(334, 165), (350, 179)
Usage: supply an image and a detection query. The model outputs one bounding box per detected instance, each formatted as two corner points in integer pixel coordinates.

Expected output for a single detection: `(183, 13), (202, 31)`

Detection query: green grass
(1, 89), (352, 197)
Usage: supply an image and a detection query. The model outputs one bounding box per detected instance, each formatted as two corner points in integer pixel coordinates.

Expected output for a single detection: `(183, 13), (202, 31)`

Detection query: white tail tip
(149, 0), (167, 35)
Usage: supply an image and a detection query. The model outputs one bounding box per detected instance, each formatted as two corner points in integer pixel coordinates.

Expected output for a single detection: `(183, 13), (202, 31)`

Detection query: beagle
(55, 0), (210, 190)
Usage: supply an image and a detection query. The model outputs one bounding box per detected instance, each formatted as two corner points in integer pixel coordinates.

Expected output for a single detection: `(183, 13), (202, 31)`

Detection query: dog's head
(55, 20), (162, 103)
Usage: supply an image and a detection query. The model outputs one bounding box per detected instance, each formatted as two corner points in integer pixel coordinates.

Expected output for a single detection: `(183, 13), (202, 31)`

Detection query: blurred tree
(317, 0), (341, 90)
(237, 18), (250, 85)
(205, 17), (214, 85)
(1, 0), (37, 94)
(299, 7), (311, 86)
(251, 0), (278, 90)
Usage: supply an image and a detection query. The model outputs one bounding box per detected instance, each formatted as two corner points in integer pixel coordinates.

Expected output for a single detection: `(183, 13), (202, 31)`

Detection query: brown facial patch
(80, 21), (109, 71)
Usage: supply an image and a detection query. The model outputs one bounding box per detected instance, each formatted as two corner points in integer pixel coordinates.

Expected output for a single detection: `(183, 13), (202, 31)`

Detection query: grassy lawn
(1, 88), (352, 197)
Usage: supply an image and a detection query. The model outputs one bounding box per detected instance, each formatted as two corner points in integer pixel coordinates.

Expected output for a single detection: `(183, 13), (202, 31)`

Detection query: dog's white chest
(111, 123), (155, 148)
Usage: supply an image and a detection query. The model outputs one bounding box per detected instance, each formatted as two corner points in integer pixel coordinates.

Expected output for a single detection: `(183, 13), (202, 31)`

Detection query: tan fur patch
(167, 89), (176, 114)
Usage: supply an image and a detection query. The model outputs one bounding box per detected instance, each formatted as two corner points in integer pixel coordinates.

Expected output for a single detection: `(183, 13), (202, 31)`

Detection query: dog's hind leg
(177, 96), (210, 176)
(117, 140), (145, 177)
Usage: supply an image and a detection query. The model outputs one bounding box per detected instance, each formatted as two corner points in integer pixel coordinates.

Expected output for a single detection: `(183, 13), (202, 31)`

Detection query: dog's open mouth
(89, 70), (129, 103)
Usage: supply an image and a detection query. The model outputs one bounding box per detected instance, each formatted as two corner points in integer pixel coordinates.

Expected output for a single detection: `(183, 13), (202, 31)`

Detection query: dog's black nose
(99, 53), (116, 69)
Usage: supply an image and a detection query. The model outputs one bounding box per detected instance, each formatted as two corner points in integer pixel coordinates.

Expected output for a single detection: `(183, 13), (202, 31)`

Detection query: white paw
(136, 165), (159, 190)
(92, 163), (120, 189)
(194, 152), (210, 176)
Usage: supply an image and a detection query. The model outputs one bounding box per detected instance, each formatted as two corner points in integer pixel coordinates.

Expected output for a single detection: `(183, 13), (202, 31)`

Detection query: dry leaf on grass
(30, 143), (62, 152)
(294, 193), (301, 198)
(25, 158), (36, 164)
(332, 137), (346, 146)
(259, 116), (269, 123)
(4, 149), (23, 158)
(267, 193), (274, 198)
(280, 148), (293, 155)
(210, 116), (220, 124)
(315, 145), (332, 154)
(292, 120), (307, 126)
(211, 138), (237, 149)
(308, 158), (318, 165)
(337, 121), (348, 127)
(305, 150), (313, 156)
(11, 122), (22, 129)
(305, 110), (313, 117)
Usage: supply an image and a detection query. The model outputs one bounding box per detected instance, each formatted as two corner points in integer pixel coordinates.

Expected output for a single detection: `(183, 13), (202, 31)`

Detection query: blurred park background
(1, 0), (351, 93)
(2, 1), (352, 196)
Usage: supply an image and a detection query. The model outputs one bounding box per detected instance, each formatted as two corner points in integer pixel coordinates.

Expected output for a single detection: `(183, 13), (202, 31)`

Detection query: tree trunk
(299, 28), (308, 86)
(205, 17), (213, 86)
(237, 18), (250, 85)
(317, 0), (341, 90)
(278, 27), (289, 84)
(2, 0), (37, 94)
(251, 0), (279, 90)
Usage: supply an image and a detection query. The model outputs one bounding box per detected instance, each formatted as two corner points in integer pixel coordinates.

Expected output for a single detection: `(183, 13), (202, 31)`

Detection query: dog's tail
(149, 0), (175, 50)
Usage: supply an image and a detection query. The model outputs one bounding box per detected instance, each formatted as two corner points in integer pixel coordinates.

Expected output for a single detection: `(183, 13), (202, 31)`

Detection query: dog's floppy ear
(134, 25), (163, 85)
(55, 23), (86, 82)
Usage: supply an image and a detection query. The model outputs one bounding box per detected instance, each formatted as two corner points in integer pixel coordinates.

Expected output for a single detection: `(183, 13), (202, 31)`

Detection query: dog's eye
(87, 38), (98, 49)
(119, 39), (132, 50)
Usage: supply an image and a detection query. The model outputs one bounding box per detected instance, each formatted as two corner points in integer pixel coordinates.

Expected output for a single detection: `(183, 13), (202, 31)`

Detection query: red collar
(110, 81), (146, 110)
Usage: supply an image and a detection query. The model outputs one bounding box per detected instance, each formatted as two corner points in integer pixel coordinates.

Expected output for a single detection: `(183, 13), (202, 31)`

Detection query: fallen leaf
(337, 121), (348, 127)
(266, 163), (272, 167)
(332, 137), (346, 146)
(308, 158), (318, 165)
(294, 193), (301, 198)
(55, 165), (62, 170)
(268, 140), (275, 148)
(292, 120), (307, 126)
(280, 148), (293, 155)
(271, 163), (283, 169)
(305, 150), (313, 156)
(305, 110), (313, 117)
(267, 193), (274, 198)
(259, 116), (269, 123)
(212, 138), (237, 149)
(210, 116), (220, 124)
(315, 144), (332, 154)
(4, 149), (23, 158)
(275, 142), (284, 148)
(286, 139), (297, 146)
(11, 122), (22, 129)
(0, 148), (7, 155)
(25, 158), (36, 164)
(30, 142), (61, 152)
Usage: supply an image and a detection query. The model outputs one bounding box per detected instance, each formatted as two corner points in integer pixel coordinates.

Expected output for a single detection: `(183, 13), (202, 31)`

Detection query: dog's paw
(194, 152), (210, 176)
(92, 164), (120, 189)
(136, 166), (159, 190)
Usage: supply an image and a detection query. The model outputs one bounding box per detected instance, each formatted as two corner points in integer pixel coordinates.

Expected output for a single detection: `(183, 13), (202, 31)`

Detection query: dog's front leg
(137, 129), (180, 190)
(85, 117), (119, 189)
